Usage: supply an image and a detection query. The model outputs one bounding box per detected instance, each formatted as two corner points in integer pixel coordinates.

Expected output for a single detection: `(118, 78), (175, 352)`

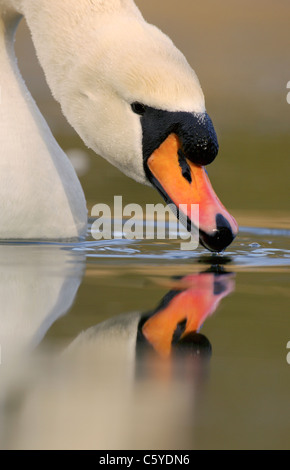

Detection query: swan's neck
(0, 2), (87, 239)
(11, 0), (142, 104)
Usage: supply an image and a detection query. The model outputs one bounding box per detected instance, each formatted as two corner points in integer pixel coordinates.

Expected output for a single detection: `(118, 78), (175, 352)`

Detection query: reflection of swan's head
(3, 269), (233, 449)
(67, 269), (235, 369)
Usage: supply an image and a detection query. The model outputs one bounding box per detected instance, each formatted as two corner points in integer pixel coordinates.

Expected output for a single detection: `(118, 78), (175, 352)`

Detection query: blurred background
(15, 0), (290, 223)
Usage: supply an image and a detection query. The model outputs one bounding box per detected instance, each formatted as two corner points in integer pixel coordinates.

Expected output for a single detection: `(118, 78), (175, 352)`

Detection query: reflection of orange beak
(147, 134), (238, 252)
(142, 272), (235, 358)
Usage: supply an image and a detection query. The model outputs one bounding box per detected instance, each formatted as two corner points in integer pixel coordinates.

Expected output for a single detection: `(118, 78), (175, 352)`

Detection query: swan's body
(0, 0), (238, 249)
(0, 1), (87, 239)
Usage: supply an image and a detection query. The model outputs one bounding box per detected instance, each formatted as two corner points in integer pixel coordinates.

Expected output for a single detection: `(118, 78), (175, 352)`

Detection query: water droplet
(249, 242), (261, 248)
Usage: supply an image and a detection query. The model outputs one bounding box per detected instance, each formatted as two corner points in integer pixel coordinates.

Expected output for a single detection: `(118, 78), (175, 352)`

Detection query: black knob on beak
(179, 112), (219, 166)
(141, 107), (218, 167)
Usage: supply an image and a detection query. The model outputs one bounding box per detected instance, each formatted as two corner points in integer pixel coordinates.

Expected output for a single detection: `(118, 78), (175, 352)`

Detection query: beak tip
(199, 228), (235, 253)
(199, 213), (238, 253)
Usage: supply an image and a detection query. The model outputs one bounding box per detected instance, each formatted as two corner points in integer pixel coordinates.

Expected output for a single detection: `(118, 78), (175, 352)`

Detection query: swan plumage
(0, 0), (238, 250)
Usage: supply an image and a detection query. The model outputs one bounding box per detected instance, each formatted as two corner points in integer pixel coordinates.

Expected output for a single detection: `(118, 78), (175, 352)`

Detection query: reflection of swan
(0, 1), (237, 250)
(2, 270), (235, 450)
(0, 244), (85, 363)
(69, 270), (235, 363)
(140, 271), (235, 358)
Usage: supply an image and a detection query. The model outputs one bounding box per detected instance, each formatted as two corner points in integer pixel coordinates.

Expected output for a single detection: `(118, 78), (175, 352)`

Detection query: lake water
(0, 219), (289, 450)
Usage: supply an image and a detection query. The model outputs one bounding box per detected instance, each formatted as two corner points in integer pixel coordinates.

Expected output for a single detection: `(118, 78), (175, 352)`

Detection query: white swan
(0, 0), (238, 250)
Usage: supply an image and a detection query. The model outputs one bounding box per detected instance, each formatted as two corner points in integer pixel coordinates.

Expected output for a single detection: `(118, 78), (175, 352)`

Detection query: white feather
(0, 0), (205, 236)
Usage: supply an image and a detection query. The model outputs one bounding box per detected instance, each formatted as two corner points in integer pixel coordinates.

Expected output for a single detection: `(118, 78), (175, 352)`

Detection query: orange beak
(147, 134), (238, 252)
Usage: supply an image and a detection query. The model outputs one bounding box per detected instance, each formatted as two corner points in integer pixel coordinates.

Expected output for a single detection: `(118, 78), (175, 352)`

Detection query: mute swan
(0, 0), (238, 250)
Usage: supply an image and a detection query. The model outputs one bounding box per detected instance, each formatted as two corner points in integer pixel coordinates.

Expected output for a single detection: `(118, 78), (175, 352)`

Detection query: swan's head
(62, 17), (238, 252)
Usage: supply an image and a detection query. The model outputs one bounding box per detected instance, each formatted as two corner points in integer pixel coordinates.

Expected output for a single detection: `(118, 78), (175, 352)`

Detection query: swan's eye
(131, 102), (146, 115)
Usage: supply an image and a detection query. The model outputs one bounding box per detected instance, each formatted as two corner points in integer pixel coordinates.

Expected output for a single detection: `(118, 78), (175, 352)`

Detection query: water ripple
(80, 223), (290, 270)
(1, 223), (289, 270)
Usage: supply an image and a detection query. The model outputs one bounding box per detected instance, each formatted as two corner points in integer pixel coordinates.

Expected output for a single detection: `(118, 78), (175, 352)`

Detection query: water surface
(0, 221), (289, 450)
